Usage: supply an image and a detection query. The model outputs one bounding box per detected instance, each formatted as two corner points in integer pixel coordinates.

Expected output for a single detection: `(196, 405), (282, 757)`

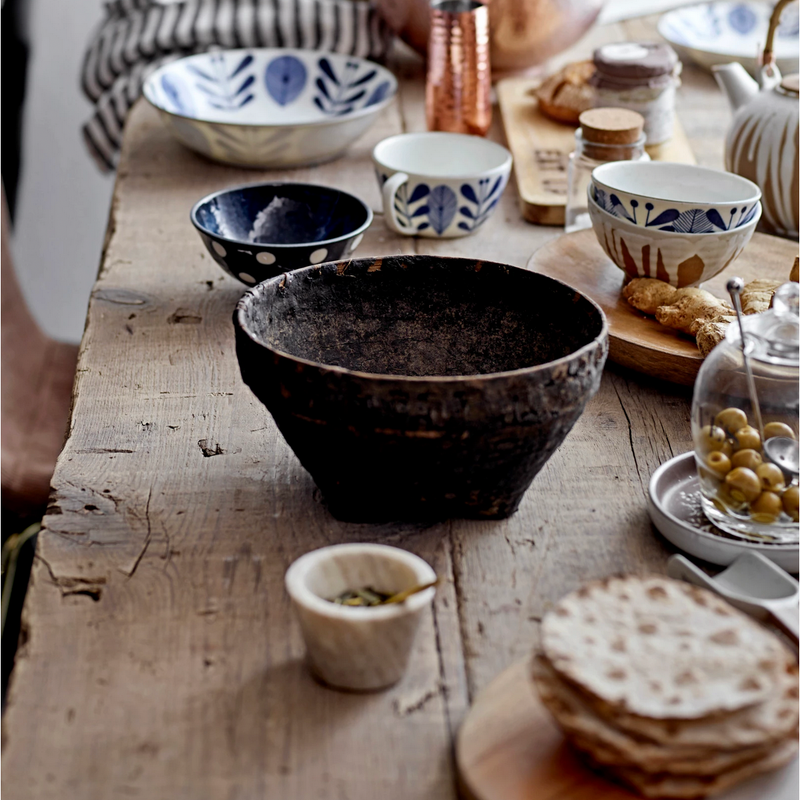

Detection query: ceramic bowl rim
(587, 189), (762, 236)
(284, 543), (437, 620)
(235, 256), (609, 383)
(657, 1), (800, 59)
(142, 47), (398, 129)
(190, 181), (374, 250)
(592, 161), (762, 208)
(372, 131), (513, 179)
(648, 452), (799, 554)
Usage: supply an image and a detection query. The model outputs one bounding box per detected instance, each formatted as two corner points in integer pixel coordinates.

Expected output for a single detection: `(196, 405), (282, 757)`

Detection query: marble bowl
(591, 162), (761, 234)
(285, 544), (437, 691)
(234, 255), (608, 521)
(588, 191), (761, 288)
(190, 182), (372, 286)
(143, 49), (397, 168)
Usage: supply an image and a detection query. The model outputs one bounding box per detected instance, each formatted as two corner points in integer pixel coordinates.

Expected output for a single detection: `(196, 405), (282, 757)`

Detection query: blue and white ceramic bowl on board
(143, 49), (397, 168)
(190, 182), (373, 286)
(372, 132), (513, 238)
(591, 162), (761, 235)
(658, 0), (799, 76)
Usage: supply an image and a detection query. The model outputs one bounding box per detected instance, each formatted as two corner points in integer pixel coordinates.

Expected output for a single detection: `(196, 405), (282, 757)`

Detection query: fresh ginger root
(741, 279), (781, 315)
(654, 289), (732, 335)
(622, 278), (678, 315)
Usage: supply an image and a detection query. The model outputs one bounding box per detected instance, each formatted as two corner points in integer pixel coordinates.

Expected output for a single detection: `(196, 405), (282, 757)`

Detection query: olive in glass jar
(764, 421), (796, 440)
(698, 425), (731, 455)
(783, 487), (800, 522)
(733, 426), (761, 452)
(755, 463), (786, 493)
(706, 451), (732, 477)
(725, 467), (761, 503)
(714, 407), (748, 433)
(750, 491), (783, 522)
(731, 449), (763, 471)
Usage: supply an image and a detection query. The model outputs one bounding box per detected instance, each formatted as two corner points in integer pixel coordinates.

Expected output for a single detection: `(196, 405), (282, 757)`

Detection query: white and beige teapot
(713, 0), (799, 240)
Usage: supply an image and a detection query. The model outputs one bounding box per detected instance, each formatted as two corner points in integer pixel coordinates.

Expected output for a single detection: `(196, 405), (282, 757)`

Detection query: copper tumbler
(426, 0), (492, 137)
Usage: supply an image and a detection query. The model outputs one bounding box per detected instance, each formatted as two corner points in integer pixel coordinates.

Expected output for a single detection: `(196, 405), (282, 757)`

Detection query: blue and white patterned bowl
(190, 182), (373, 286)
(143, 49), (397, 168)
(587, 190), (761, 288)
(591, 162), (761, 235)
(372, 132), (513, 238)
(658, 1), (799, 76)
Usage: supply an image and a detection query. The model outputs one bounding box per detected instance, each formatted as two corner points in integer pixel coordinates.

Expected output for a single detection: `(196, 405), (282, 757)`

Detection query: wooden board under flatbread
(498, 76), (697, 226)
(456, 660), (799, 800)
(526, 229), (799, 385)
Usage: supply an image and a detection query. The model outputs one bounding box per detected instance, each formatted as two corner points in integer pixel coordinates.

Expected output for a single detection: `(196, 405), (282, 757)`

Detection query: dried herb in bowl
(329, 581), (438, 607)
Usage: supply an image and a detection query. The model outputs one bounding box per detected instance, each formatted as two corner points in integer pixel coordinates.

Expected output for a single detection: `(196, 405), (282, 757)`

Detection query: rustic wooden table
(2, 17), (739, 799)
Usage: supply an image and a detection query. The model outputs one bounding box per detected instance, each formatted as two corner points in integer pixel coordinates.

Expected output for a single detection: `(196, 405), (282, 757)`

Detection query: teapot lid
(728, 282), (800, 367)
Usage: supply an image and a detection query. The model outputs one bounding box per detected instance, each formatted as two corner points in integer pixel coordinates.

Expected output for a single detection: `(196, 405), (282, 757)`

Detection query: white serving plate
(648, 451), (799, 572)
(658, 0), (800, 75)
(143, 48), (397, 168)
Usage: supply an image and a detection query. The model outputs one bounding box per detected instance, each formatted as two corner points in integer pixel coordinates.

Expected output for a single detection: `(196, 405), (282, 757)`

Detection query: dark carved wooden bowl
(234, 255), (608, 521)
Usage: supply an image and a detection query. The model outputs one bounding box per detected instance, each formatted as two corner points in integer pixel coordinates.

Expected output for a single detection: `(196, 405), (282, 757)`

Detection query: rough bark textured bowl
(234, 255), (608, 521)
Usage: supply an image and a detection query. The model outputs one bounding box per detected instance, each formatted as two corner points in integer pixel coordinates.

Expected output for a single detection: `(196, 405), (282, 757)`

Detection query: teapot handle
(761, 0), (792, 83)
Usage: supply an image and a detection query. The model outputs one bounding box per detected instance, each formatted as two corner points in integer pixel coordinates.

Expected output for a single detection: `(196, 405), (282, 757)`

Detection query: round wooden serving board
(456, 660), (638, 800)
(456, 660), (799, 800)
(526, 230), (798, 385)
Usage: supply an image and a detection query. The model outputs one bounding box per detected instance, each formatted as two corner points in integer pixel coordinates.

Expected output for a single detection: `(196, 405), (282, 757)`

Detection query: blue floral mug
(372, 132), (512, 238)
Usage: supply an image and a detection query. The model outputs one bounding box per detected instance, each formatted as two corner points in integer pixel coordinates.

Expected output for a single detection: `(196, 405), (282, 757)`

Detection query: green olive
(755, 463), (786, 493)
(783, 487), (799, 522)
(763, 422), (797, 441)
(725, 467), (761, 503)
(706, 451), (732, 477)
(750, 491), (783, 522)
(715, 407), (748, 433)
(697, 425), (731, 455)
(731, 449), (763, 471)
(733, 426), (761, 452)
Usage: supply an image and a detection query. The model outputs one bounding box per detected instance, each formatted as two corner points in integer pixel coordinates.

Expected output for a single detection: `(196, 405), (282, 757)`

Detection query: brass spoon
(383, 580), (439, 604)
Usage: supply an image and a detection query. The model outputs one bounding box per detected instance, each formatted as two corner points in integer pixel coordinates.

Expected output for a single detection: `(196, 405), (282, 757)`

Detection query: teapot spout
(712, 63), (759, 112)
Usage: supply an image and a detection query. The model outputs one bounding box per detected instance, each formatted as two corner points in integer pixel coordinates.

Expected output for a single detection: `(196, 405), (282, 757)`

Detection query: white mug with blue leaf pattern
(372, 132), (512, 238)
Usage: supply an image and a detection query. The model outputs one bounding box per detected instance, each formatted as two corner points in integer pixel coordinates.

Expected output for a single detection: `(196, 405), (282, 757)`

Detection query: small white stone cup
(285, 543), (437, 691)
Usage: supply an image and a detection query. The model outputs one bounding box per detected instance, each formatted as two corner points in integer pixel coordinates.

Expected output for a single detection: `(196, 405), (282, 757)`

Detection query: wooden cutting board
(497, 77), (697, 226)
(456, 660), (799, 800)
(526, 230), (799, 386)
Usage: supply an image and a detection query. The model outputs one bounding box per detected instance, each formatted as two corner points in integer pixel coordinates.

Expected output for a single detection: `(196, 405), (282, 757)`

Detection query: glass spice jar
(589, 42), (681, 146)
(565, 107), (648, 234)
(691, 282), (800, 543)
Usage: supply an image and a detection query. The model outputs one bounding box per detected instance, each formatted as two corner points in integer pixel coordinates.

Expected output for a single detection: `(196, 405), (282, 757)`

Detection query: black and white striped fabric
(81, 0), (394, 171)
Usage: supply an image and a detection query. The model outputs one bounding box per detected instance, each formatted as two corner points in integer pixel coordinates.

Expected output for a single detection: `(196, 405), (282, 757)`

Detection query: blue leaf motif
(408, 184), (430, 204)
(461, 184), (478, 204)
(160, 74), (194, 116)
(417, 223), (430, 231)
(351, 69), (377, 87)
(428, 185), (457, 234)
(728, 4), (757, 33)
(668, 208), (715, 233)
(738, 204), (758, 226)
(319, 57), (339, 85)
(189, 53), (258, 113)
(231, 54), (254, 79)
(412, 205), (430, 218)
(460, 206), (474, 219)
(458, 222), (472, 231)
(705, 208), (728, 231)
(266, 55), (307, 106)
(366, 81), (391, 106)
(646, 208), (681, 227)
(236, 75), (256, 97)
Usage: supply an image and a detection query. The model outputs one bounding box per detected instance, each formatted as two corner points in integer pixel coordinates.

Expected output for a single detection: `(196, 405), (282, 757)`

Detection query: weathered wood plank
(3, 19), (729, 799)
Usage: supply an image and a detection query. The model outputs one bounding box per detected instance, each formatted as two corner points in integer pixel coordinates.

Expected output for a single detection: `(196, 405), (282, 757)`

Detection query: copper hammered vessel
(426, 1), (492, 135)
(376, 0), (604, 73)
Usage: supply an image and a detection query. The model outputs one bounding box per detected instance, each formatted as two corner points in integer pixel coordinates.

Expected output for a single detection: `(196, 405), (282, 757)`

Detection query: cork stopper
(579, 108), (645, 145)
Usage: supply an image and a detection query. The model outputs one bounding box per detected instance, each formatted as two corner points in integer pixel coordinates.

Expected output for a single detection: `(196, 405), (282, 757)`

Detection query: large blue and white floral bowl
(143, 49), (397, 168)
(658, 0), (799, 76)
(587, 190), (761, 288)
(591, 162), (761, 235)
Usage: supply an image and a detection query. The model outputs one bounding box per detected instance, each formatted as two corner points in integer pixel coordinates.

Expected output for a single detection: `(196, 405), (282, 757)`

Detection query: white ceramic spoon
(667, 552), (799, 648)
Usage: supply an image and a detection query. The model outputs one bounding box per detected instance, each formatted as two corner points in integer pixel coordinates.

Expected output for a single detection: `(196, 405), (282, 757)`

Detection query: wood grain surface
(0, 19), (761, 800)
(527, 229), (799, 385)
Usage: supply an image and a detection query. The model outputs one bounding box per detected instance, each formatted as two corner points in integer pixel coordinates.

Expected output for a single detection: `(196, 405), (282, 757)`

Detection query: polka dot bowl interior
(190, 182), (373, 286)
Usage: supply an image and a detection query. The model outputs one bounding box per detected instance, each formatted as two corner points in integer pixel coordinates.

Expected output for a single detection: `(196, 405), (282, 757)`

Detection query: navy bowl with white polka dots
(190, 182), (373, 286)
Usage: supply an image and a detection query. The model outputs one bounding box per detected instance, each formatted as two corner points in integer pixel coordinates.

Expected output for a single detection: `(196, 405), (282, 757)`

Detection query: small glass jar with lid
(691, 281), (799, 542)
(565, 107), (648, 233)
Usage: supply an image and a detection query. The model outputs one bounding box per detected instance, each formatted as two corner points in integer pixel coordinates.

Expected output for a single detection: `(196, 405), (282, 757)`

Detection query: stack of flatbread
(532, 575), (798, 798)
